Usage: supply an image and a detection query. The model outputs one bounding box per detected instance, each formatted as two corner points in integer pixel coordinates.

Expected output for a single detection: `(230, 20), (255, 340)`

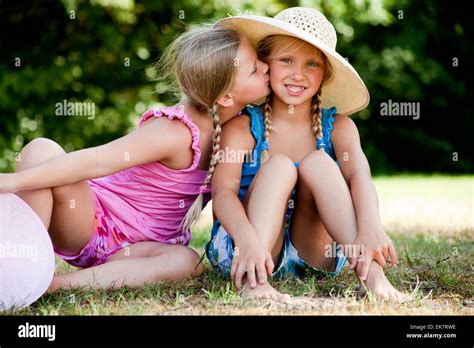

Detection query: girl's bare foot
(359, 261), (409, 302)
(241, 282), (291, 302)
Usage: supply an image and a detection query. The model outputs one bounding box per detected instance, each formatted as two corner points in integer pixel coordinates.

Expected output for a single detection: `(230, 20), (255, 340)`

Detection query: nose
(259, 60), (269, 74)
(291, 64), (305, 81)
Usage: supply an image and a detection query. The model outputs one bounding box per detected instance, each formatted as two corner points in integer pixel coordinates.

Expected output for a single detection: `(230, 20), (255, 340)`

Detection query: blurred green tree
(0, 0), (471, 174)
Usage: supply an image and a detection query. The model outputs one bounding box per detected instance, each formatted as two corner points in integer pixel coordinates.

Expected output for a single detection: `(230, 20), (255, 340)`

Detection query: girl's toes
(393, 292), (401, 302)
(390, 290), (406, 302)
(376, 291), (389, 301)
(389, 292), (399, 302)
(397, 291), (409, 303)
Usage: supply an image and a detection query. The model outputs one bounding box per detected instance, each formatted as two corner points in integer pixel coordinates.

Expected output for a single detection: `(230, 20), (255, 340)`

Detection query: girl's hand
(348, 226), (398, 281)
(0, 173), (19, 193)
(230, 230), (274, 290)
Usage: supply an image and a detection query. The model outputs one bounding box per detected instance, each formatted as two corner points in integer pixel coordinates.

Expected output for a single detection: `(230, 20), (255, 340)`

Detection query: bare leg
(291, 150), (358, 269)
(15, 139), (202, 292)
(239, 155), (297, 300)
(48, 242), (203, 291)
(291, 150), (407, 302)
(15, 138), (96, 254)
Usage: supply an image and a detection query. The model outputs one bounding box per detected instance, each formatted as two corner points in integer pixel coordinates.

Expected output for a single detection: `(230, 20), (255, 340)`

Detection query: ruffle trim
(138, 106), (202, 172)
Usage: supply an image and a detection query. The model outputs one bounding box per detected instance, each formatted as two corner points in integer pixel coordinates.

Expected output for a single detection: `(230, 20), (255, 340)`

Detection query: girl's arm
(331, 114), (398, 280)
(2, 117), (191, 192)
(212, 116), (274, 290)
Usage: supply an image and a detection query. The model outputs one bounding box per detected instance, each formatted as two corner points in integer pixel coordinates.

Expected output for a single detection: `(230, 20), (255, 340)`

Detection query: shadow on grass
(6, 228), (471, 315)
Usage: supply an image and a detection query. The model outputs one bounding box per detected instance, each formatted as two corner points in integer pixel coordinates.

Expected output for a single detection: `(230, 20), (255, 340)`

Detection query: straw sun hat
(217, 7), (370, 115)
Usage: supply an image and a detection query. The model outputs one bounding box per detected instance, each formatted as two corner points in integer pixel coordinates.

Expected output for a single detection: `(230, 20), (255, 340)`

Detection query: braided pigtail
(261, 95), (273, 164)
(179, 104), (222, 232)
(311, 88), (323, 141)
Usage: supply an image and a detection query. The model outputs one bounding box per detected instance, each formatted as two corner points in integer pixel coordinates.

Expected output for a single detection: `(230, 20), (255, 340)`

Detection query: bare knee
(298, 149), (336, 181)
(16, 138), (65, 172)
(173, 247), (204, 279)
(261, 154), (297, 185)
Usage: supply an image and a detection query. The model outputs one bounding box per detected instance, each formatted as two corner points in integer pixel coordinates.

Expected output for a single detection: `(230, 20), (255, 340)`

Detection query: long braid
(202, 104), (222, 191)
(311, 88), (323, 140)
(261, 95), (272, 163)
(179, 104), (221, 232)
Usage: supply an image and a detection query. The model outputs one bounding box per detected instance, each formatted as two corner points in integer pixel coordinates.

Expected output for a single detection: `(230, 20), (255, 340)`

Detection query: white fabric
(0, 193), (55, 311)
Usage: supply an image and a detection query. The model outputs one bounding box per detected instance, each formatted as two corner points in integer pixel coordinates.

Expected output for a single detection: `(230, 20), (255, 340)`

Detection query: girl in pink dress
(0, 25), (271, 291)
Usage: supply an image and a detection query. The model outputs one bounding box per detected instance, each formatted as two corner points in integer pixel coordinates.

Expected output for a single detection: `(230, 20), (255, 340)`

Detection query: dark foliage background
(1, 0), (472, 174)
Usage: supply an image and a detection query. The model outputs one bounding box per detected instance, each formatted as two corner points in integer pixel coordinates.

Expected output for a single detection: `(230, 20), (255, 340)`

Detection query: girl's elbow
(212, 188), (232, 203)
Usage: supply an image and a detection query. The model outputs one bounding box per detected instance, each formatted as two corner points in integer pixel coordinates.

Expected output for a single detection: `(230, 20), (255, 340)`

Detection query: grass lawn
(6, 175), (473, 315)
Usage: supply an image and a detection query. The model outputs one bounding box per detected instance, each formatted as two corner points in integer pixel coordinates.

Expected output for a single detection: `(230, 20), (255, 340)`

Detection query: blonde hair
(257, 35), (332, 163)
(157, 25), (241, 232)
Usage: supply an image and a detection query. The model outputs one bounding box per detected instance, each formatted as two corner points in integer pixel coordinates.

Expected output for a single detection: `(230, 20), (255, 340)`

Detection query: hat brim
(217, 15), (370, 115)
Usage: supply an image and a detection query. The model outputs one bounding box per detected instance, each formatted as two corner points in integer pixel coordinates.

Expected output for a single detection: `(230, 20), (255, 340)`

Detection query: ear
(216, 94), (235, 108)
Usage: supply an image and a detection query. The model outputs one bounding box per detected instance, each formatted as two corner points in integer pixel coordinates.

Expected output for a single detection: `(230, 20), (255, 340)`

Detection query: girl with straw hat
(207, 7), (408, 302)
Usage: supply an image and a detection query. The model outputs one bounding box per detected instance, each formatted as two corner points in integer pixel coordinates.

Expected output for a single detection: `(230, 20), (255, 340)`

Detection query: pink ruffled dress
(55, 106), (212, 268)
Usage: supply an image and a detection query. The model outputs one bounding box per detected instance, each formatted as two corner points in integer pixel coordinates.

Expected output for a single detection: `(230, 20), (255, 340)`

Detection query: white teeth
(287, 86), (304, 92)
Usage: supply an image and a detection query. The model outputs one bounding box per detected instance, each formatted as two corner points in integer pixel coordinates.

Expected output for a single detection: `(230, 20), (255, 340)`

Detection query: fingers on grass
(349, 244), (361, 269)
(265, 258), (274, 277)
(361, 255), (372, 281)
(230, 259), (238, 282)
(375, 252), (386, 268)
(246, 266), (257, 289)
(257, 263), (267, 285)
(235, 266), (245, 290)
(389, 244), (398, 267)
(382, 247), (390, 261)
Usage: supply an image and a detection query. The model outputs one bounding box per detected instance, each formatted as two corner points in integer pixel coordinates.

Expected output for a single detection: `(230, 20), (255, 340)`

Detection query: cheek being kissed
(268, 54), (325, 105)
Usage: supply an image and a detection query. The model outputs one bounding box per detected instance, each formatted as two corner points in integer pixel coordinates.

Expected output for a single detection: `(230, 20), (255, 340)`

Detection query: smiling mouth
(285, 84), (306, 95)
